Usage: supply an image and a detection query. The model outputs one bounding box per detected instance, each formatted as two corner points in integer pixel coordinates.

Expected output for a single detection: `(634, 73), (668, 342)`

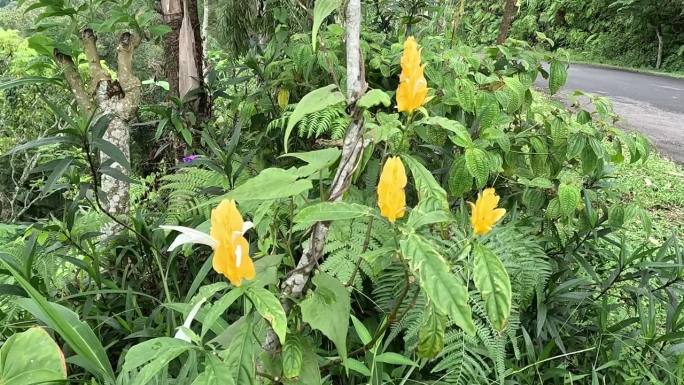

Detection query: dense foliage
(462, 0), (684, 72)
(0, 1), (682, 385)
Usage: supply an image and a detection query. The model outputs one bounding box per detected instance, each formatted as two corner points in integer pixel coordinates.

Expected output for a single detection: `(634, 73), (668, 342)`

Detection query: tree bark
(161, 0), (183, 97)
(496, 0), (518, 45)
(656, 24), (663, 69)
(263, 0), (367, 354)
(201, 0), (210, 82)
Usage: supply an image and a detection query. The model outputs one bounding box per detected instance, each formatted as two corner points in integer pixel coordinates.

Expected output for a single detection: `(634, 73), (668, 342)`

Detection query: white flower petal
(242, 221), (254, 234)
(235, 244), (242, 268)
(160, 225), (218, 251)
(174, 297), (207, 342)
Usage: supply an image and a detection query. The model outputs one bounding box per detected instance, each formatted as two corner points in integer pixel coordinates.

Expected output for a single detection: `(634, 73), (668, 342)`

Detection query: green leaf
(423, 116), (473, 147)
(400, 235), (475, 335)
(448, 156), (473, 197)
(0, 327), (67, 385)
(201, 288), (244, 338)
(6, 136), (79, 155)
(345, 359), (371, 376)
(374, 352), (417, 367)
(221, 315), (257, 385)
(122, 338), (194, 385)
(282, 335), (304, 379)
(504, 77), (526, 112)
(286, 338), (322, 385)
(350, 315), (372, 345)
(225, 168), (313, 201)
(417, 304), (446, 359)
(558, 183), (581, 217)
(472, 243), (512, 331)
(0, 256), (115, 382)
(312, 0), (343, 51)
(300, 272), (350, 361)
(549, 60), (568, 95)
(246, 287), (287, 345)
(465, 147), (490, 188)
(93, 138), (131, 171)
(191, 355), (236, 385)
(293, 202), (374, 223)
(285, 85), (345, 152)
(401, 154), (448, 209)
(357, 89), (391, 109)
(41, 158), (72, 195)
(280, 148), (341, 178)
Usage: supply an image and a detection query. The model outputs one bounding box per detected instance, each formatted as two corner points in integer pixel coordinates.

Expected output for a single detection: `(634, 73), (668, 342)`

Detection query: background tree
(496, 0), (518, 44)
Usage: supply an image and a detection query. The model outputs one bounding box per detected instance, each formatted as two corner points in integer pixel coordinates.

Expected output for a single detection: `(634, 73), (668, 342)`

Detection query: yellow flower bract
(210, 200), (255, 286)
(378, 156), (407, 223)
(469, 188), (506, 236)
(396, 36), (428, 113)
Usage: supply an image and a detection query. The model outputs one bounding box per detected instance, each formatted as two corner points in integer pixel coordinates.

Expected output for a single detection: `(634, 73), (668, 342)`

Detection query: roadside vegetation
(0, 1), (682, 385)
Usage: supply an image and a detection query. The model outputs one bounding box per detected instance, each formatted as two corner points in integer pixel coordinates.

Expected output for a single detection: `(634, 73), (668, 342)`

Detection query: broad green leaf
(558, 183), (581, 217)
(281, 148), (341, 178)
(312, 0), (343, 51)
(417, 304), (446, 359)
(300, 272), (350, 361)
(504, 77), (526, 112)
(191, 355), (236, 385)
(400, 235), (475, 335)
(282, 335), (304, 379)
(423, 116), (473, 147)
(374, 352), (417, 367)
(0, 257), (115, 382)
(246, 287), (287, 345)
(121, 338), (194, 385)
(0, 327), (67, 385)
(465, 147), (490, 188)
(285, 337), (322, 385)
(448, 156), (473, 197)
(549, 60), (567, 95)
(285, 85), (345, 152)
(293, 202), (374, 223)
(476, 94), (499, 129)
(201, 288), (244, 338)
(225, 168), (312, 201)
(222, 315), (257, 385)
(472, 243), (512, 331)
(357, 89), (391, 109)
(401, 154), (448, 209)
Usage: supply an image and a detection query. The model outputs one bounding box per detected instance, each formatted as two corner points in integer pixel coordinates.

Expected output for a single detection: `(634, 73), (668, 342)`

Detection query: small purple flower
(182, 155), (200, 164)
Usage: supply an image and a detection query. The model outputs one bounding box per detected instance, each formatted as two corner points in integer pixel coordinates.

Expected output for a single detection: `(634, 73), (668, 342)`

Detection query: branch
(263, 0), (368, 353)
(117, 31), (142, 110)
(80, 28), (111, 90)
(53, 50), (93, 113)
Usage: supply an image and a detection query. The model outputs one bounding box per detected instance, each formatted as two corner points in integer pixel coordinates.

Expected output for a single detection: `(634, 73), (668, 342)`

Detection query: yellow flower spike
(160, 199), (255, 287)
(396, 36), (428, 113)
(468, 188), (507, 236)
(378, 156), (407, 223)
(210, 200), (255, 286)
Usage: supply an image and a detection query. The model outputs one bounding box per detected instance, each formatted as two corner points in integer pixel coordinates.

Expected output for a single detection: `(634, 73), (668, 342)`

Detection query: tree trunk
(656, 24), (663, 69)
(201, 0), (210, 82)
(161, 0), (183, 97)
(55, 29), (141, 227)
(496, 0), (518, 45)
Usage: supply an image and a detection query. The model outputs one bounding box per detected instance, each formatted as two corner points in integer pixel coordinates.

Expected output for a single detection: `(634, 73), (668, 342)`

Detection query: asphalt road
(535, 64), (684, 163)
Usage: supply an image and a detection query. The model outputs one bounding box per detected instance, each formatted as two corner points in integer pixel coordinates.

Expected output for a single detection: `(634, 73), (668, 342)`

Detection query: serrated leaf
(549, 60), (567, 95)
(246, 287), (287, 345)
(558, 183), (581, 217)
(448, 156), (473, 197)
(472, 243), (512, 331)
(285, 85), (345, 152)
(465, 147), (490, 188)
(400, 235), (475, 335)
